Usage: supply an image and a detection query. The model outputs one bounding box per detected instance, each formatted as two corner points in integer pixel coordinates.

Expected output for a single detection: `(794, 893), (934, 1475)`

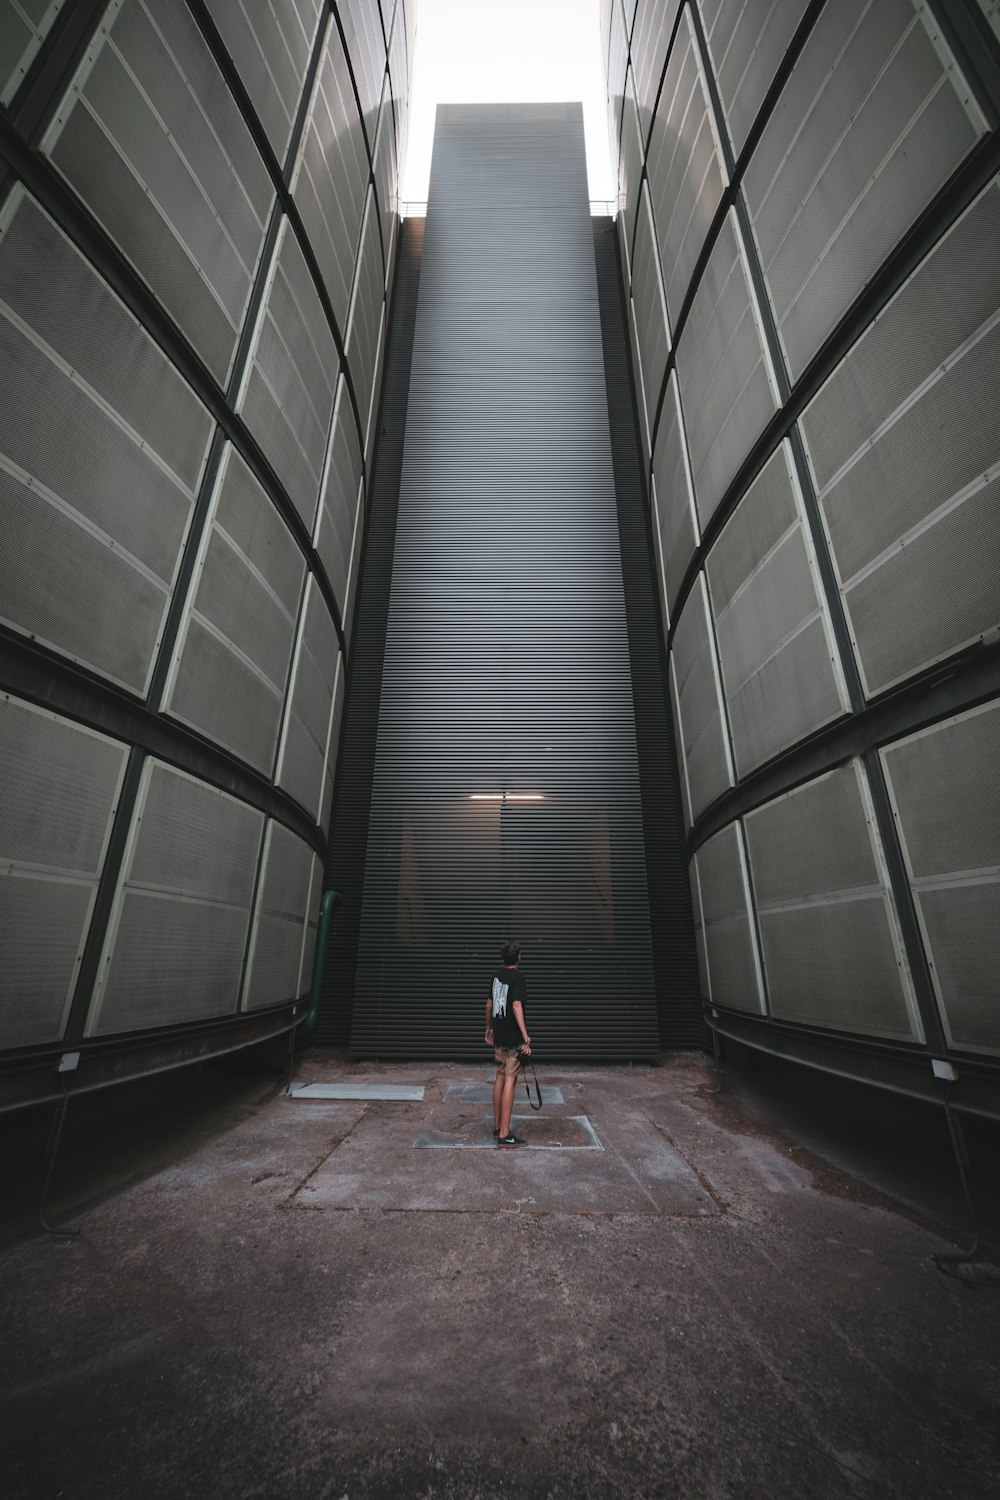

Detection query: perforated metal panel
(346, 188), (384, 440)
(1, 0), (65, 107)
(386, 0), (408, 166)
(339, 0), (386, 146)
(314, 380), (363, 614)
(203, 0), (324, 161)
(276, 576), (341, 819)
(699, 0), (809, 156)
(693, 820), (764, 1013)
(0, 189), (203, 694)
(239, 218), (340, 531)
(291, 18), (369, 330)
(651, 369), (699, 617)
(90, 761), (263, 1035)
(882, 701), (1000, 1056)
(631, 0), (683, 144)
(630, 182), (670, 429)
(979, 0), (1000, 43)
(166, 447), (304, 772)
(745, 763), (920, 1040)
(45, 0), (275, 383)
(675, 210), (777, 527)
(646, 6), (726, 324)
(707, 442), (848, 775)
(618, 68), (644, 260)
(802, 180), (1000, 696)
(0, 696), (127, 1047)
(373, 90), (398, 281)
(608, 0), (629, 151)
(243, 820), (314, 1009)
(743, 0), (988, 379)
(669, 574), (733, 823)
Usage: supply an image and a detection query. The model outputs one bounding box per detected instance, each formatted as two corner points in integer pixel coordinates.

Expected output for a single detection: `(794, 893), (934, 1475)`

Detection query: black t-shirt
(490, 966), (527, 1048)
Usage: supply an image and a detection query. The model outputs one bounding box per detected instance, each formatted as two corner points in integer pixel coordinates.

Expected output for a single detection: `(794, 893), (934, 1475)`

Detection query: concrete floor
(1, 1051), (998, 1500)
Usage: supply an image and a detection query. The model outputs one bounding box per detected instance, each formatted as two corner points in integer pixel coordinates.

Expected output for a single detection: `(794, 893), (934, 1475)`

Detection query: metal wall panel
(346, 188), (384, 439)
(45, 0), (275, 383)
(1, 0), (65, 105)
(745, 763), (921, 1039)
(650, 369), (699, 618)
(165, 447), (304, 772)
(314, 380), (363, 615)
(203, 0), (324, 161)
(618, 67), (644, 261)
(802, 180), (1000, 696)
(630, 182), (670, 434)
(743, 0), (988, 379)
(882, 702), (1000, 1056)
(979, 0), (1000, 42)
(0, 188), (208, 694)
(675, 210), (778, 527)
(707, 442), (848, 774)
(669, 573), (733, 822)
(608, 0), (629, 153)
(239, 217), (340, 531)
(373, 88), (398, 280)
(339, 0), (386, 147)
(693, 820), (764, 1013)
(351, 105), (659, 1059)
(699, 0), (809, 157)
(89, 761), (263, 1034)
(0, 697), (127, 1048)
(291, 18), (369, 331)
(243, 819), (314, 1008)
(646, 5), (726, 324)
(386, 0), (408, 168)
(631, 0), (683, 145)
(276, 576), (341, 819)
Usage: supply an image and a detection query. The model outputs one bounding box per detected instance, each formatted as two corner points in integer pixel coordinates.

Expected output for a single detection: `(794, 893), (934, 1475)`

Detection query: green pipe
(301, 889), (343, 1043)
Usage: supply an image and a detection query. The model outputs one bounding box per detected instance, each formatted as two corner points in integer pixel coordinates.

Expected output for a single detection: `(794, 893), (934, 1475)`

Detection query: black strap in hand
(520, 1050), (542, 1110)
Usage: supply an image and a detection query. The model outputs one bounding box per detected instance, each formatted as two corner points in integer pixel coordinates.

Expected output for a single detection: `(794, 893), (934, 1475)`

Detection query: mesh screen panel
(346, 190), (384, 437)
(630, 184), (670, 422)
(277, 578), (340, 818)
(700, 0), (809, 156)
(240, 220), (339, 530)
(244, 821), (314, 1008)
(882, 703), (1000, 1056)
(339, 0), (386, 145)
(203, 0), (323, 160)
(619, 72), (644, 263)
(709, 445), (846, 774)
(758, 899), (917, 1038)
(694, 821), (763, 1013)
(1, 0), (64, 105)
(0, 697), (126, 1048)
(631, 0), (683, 144)
(651, 370), (698, 615)
(315, 382), (363, 613)
(670, 575), (732, 821)
(743, 0), (985, 378)
(168, 618), (285, 773)
(0, 193), (213, 493)
(745, 763), (918, 1039)
(608, 0), (629, 153)
(646, 7), (726, 325)
(676, 210), (777, 526)
(91, 762), (263, 1034)
(373, 92), (398, 281)
(745, 762), (880, 905)
(292, 19), (369, 328)
(387, 0), (408, 163)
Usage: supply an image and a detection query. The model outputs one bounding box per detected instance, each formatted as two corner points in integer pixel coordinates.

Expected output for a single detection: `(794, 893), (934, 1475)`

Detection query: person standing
(485, 939), (531, 1145)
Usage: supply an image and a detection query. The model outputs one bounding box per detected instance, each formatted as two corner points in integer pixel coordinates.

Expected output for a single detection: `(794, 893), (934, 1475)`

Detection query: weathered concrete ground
(1, 1053), (998, 1500)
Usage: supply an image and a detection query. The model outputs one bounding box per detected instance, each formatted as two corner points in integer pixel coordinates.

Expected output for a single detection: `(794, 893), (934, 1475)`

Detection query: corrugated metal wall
(350, 104), (661, 1060)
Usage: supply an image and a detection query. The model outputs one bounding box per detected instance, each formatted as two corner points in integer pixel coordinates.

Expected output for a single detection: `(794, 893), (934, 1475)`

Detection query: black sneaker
(497, 1133), (523, 1146)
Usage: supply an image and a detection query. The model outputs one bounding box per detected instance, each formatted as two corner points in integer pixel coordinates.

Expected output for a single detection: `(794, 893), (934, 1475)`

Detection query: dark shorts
(494, 1046), (523, 1078)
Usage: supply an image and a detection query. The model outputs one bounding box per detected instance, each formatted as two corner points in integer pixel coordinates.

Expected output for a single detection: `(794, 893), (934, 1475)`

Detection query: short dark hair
(500, 939), (521, 966)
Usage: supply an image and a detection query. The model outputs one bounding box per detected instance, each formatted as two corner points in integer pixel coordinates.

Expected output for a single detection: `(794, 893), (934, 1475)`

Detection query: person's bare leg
(493, 1070), (504, 1132)
(499, 1073), (517, 1137)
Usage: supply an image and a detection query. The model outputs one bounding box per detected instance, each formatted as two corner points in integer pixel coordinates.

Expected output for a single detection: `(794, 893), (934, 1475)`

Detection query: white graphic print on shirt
(491, 977), (509, 1019)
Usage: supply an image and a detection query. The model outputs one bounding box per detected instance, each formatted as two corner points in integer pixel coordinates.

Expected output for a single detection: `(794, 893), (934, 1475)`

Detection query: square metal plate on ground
(288, 1083), (426, 1101)
(442, 1084), (566, 1105)
(413, 1114), (599, 1149)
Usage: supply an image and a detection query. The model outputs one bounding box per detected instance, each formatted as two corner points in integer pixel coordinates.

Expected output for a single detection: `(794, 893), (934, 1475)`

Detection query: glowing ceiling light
(468, 792), (545, 801)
